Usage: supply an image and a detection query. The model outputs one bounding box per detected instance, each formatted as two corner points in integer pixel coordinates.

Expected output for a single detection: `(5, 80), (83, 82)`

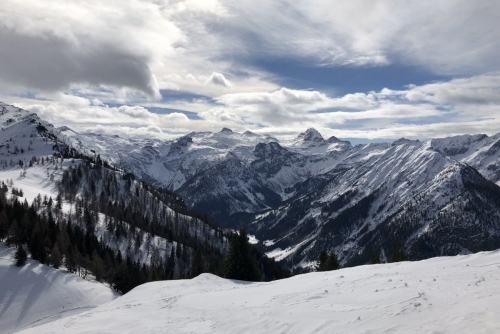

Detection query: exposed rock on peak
(297, 128), (324, 142)
(243, 130), (258, 136)
(392, 138), (420, 146)
(327, 136), (351, 147)
(253, 142), (288, 159)
(58, 126), (77, 134)
(167, 135), (193, 156)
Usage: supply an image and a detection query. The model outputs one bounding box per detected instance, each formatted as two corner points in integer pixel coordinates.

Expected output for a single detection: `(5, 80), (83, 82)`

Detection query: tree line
(1, 162), (290, 293)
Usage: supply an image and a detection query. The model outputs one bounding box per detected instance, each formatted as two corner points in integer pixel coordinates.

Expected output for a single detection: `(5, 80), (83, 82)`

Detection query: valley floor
(12, 249), (500, 334)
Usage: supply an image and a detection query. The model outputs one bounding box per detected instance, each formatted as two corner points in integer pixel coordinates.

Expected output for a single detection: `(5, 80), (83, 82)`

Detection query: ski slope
(14, 250), (500, 334)
(0, 243), (117, 334)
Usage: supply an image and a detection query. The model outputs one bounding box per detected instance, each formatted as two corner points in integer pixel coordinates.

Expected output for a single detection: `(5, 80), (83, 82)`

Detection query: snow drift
(14, 250), (500, 334)
(0, 243), (117, 334)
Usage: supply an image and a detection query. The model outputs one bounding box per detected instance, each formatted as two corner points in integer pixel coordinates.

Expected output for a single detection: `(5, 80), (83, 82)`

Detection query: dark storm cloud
(0, 28), (157, 95)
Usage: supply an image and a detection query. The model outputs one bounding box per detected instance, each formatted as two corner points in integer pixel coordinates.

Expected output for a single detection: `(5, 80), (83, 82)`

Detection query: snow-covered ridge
(15, 250), (500, 334)
(0, 243), (116, 334)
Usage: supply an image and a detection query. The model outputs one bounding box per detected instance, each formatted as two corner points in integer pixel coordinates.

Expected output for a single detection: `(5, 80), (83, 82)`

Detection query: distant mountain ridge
(3, 101), (500, 270)
(67, 118), (500, 269)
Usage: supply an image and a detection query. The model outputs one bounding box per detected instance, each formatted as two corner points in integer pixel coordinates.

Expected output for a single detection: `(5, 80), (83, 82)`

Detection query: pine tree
(223, 228), (260, 281)
(55, 193), (62, 210)
(317, 250), (328, 271)
(50, 244), (62, 269)
(325, 251), (340, 270)
(370, 252), (381, 264)
(190, 248), (204, 278)
(15, 245), (28, 267)
(6, 219), (21, 246)
(390, 240), (406, 263)
(317, 249), (340, 271)
(92, 250), (105, 282)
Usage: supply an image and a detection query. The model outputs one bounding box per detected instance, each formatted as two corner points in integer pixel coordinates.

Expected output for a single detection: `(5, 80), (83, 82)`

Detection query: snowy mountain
(250, 140), (500, 268)
(0, 102), (231, 293)
(2, 101), (500, 271)
(14, 249), (500, 334)
(69, 127), (353, 225)
(61, 118), (500, 269)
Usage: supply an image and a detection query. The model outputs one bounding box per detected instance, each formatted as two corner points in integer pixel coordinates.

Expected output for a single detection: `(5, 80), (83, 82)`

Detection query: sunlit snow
(0, 244), (117, 334)
(13, 250), (500, 334)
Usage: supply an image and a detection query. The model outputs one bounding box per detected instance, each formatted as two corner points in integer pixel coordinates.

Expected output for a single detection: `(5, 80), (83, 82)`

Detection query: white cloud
(202, 74), (500, 139)
(216, 88), (329, 107)
(116, 106), (157, 120)
(204, 72), (232, 88)
(146, 125), (163, 134)
(403, 74), (500, 106)
(4, 71), (500, 142)
(0, 1), (499, 142)
(216, 1), (500, 74)
(0, 0), (183, 97)
(3, 0), (498, 99)
(21, 73), (498, 141)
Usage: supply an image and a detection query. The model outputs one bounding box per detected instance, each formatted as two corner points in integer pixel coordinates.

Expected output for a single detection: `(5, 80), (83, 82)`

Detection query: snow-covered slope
(0, 243), (116, 334)
(431, 133), (500, 185)
(253, 140), (500, 268)
(0, 102), (229, 288)
(0, 102), (91, 163)
(15, 250), (500, 334)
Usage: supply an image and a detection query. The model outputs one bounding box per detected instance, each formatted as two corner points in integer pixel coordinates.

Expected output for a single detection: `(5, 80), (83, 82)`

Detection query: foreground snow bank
(0, 243), (117, 334)
(16, 250), (500, 334)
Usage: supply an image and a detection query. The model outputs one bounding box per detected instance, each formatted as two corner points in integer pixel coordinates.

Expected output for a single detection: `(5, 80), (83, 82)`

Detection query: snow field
(0, 243), (117, 334)
(14, 250), (500, 334)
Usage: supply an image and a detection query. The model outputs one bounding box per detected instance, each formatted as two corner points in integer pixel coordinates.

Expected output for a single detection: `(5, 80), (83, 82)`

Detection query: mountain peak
(392, 137), (420, 146)
(220, 127), (233, 133)
(297, 128), (324, 142)
(58, 125), (77, 134)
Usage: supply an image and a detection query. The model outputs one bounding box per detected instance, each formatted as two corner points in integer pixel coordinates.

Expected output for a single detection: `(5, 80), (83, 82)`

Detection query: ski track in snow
(13, 250), (500, 334)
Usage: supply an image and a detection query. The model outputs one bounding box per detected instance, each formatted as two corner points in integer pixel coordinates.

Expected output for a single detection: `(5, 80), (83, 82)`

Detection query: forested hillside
(0, 103), (288, 294)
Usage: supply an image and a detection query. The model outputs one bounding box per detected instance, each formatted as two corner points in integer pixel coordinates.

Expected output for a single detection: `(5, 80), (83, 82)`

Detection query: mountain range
(2, 101), (500, 271)
(58, 107), (500, 269)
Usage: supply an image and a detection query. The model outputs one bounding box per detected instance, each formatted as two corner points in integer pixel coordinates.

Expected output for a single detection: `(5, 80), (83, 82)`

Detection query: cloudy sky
(1, 0), (499, 142)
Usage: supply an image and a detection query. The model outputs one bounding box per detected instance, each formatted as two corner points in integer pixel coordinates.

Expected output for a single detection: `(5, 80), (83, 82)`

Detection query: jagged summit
(243, 130), (258, 136)
(327, 135), (351, 146)
(0, 102), (26, 115)
(392, 137), (420, 146)
(58, 125), (77, 134)
(297, 128), (324, 142)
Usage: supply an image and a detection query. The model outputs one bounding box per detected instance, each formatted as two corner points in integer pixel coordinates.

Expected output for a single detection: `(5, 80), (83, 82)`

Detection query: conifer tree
(190, 248), (204, 278)
(55, 193), (62, 210)
(317, 249), (340, 271)
(390, 240), (406, 263)
(325, 251), (340, 270)
(370, 252), (381, 264)
(50, 244), (62, 269)
(15, 244), (28, 267)
(223, 228), (260, 281)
